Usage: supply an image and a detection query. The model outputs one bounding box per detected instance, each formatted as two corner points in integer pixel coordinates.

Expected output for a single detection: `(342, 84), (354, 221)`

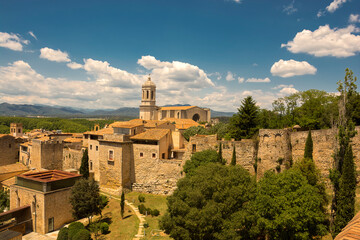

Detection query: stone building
(139, 76), (211, 122)
(10, 123), (23, 138)
(0, 134), (22, 166)
(9, 170), (81, 234)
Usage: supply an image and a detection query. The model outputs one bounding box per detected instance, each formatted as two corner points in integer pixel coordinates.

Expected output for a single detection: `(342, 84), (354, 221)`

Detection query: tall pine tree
(120, 191), (125, 219)
(231, 146), (236, 166)
(334, 145), (356, 235)
(80, 148), (89, 179)
(304, 130), (313, 160)
(218, 143), (225, 164)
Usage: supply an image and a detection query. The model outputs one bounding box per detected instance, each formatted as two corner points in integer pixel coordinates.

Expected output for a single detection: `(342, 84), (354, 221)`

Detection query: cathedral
(139, 76), (211, 122)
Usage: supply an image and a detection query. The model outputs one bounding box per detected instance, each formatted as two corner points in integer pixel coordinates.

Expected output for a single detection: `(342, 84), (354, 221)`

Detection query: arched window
(192, 113), (200, 122)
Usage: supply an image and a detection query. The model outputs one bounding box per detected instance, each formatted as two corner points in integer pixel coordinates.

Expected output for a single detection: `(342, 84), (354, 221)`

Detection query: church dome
(142, 76), (156, 87)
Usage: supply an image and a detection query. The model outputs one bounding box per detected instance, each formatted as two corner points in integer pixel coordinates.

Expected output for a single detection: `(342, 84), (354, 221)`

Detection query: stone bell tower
(139, 75), (158, 120)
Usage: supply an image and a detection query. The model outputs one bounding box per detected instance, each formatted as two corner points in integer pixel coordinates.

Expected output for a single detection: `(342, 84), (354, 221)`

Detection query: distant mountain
(0, 102), (235, 118)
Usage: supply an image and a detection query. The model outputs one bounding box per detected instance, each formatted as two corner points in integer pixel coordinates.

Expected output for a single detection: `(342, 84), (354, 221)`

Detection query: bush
(100, 222), (109, 234)
(68, 222), (85, 239)
(151, 209), (160, 217)
(138, 204), (146, 214)
(138, 194), (145, 203)
(72, 229), (91, 240)
(146, 208), (152, 215)
(56, 227), (68, 240)
(143, 223), (149, 228)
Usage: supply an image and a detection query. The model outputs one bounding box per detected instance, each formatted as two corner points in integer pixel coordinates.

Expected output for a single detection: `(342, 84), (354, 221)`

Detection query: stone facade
(0, 135), (22, 166)
(28, 140), (64, 170)
(62, 148), (83, 171)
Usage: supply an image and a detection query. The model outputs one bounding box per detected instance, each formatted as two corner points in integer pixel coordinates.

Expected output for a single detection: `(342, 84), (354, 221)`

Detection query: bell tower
(139, 75), (157, 120)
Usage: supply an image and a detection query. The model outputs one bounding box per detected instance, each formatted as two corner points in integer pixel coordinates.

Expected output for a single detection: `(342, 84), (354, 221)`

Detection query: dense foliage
(70, 179), (102, 224)
(304, 130), (313, 159)
(182, 150), (219, 176)
(0, 116), (114, 134)
(0, 189), (9, 213)
(79, 149), (89, 179)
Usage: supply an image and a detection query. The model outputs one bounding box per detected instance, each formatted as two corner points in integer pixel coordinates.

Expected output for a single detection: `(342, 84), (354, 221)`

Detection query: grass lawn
(126, 192), (172, 240)
(92, 196), (139, 240)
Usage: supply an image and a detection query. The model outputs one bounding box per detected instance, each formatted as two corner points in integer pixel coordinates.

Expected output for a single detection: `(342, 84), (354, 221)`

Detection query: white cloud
(0, 32), (29, 51)
(67, 62), (83, 70)
(40, 47), (71, 62)
(238, 77), (244, 83)
(272, 84), (294, 90)
(317, 10), (325, 18)
(279, 87), (298, 95)
(252, 63), (258, 67)
(282, 25), (360, 57)
(225, 71), (235, 81)
(349, 14), (360, 23)
(270, 59), (317, 78)
(209, 72), (222, 80)
(246, 77), (271, 83)
(28, 31), (37, 40)
(326, 0), (347, 13)
(137, 55), (214, 90)
(283, 0), (297, 15)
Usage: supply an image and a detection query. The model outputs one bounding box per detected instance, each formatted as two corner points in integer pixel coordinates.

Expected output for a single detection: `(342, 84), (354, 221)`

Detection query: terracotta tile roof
(84, 127), (114, 136)
(159, 106), (196, 110)
(128, 119), (172, 128)
(63, 137), (82, 143)
(335, 211), (360, 239)
(131, 129), (170, 141)
(0, 163), (28, 174)
(163, 118), (200, 129)
(34, 136), (50, 141)
(109, 121), (144, 128)
(0, 134), (10, 138)
(18, 170), (81, 183)
(20, 142), (32, 147)
(1, 177), (16, 187)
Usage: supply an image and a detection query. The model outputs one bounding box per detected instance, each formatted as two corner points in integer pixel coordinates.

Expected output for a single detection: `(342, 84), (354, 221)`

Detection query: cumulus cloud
(226, 71), (235, 81)
(209, 72), (222, 80)
(283, 0), (297, 15)
(67, 62), (83, 70)
(279, 87), (298, 95)
(282, 25), (360, 57)
(270, 59), (317, 78)
(326, 0), (347, 13)
(246, 77), (271, 83)
(137, 55), (214, 90)
(349, 14), (360, 23)
(40, 47), (71, 62)
(272, 84), (294, 90)
(238, 77), (244, 83)
(28, 31), (37, 40)
(0, 32), (29, 51)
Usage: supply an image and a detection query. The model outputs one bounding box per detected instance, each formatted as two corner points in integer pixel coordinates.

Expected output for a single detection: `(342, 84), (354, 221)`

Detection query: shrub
(138, 194), (145, 203)
(146, 208), (152, 215)
(143, 223), (149, 228)
(138, 204), (146, 214)
(68, 222), (85, 239)
(72, 229), (91, 240)
(100, 222), (109, 234)
(151, 209), (160, 217)
(56, 227), (68, 240)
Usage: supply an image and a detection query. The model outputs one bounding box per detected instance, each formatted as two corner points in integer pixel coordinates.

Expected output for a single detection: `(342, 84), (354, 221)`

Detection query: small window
(48, 217), (54, 232)
(90, 145), (92, 150)
(8, 144), (11, 148)
(18, 129), (21, 133)
(90, 161), (93, 171)
(140, 152), (144, 157)
(96, 146), (98, 151)
(192, 144), (196, 153)
(152, 153), (156, 158)
(162, 153), (165, 159)
(108, 150), (114, 161)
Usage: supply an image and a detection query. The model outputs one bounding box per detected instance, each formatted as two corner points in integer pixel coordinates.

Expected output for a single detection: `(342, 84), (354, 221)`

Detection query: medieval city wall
(0, 135), (22, 166)
(62, 148), (83, 171)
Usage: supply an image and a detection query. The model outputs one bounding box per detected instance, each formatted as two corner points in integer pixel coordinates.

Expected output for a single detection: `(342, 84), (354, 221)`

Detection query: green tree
(120, 191), (125, 219)
(304, 130), (313, 159)
(218, 143), (225, 164)
(0, 189), (9, 213)
(69, 178), (102, 224)
(80, 149), (89, 179)
(183, 150), (219, 176)
(334, 145), (357, 236)
(230, 146), (236, 166)
(254, 169), (329, 239)
(182, 126), (209, 141)
(228, 96), (259, 140)
(160, 163), (257, 240)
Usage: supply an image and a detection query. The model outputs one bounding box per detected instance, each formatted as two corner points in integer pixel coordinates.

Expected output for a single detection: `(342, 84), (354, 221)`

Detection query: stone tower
(139, 75), (158, 120)
(10, 123), (23, 137)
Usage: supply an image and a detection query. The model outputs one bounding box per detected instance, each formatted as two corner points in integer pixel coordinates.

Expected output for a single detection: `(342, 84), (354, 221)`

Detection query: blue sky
(0, 0), (359, 112)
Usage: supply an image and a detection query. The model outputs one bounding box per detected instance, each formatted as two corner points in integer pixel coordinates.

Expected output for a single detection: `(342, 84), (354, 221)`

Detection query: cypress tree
(120, 191), (125, 219)
(230, 146), (236, 166)
(218, 143), (224, 164)
(304, 130), (313, 160)
(334, 145), (356, 236)
(80, 148), (89, 179)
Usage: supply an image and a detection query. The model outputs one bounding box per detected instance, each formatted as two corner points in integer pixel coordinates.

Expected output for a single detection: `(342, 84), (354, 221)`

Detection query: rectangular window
(8, 144), (11, 148)
(192, 144), (196, 153)
(96, 146), (98, 151)
(90, 145), (92, 150)
(90, 161), (93, 171)
(152, 153), (156, 158)
(140, 152), (143, 157)
(108, 150), (114, 161)
(162, 153), (165, 159)
(48, 217), (54, 232)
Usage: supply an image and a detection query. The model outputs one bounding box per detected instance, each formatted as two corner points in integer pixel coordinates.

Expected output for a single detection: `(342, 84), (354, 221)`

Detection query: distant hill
(0, 102), (235, 118)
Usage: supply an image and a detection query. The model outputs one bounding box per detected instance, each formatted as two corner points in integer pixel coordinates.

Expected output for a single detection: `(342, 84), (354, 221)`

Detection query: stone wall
(0, 135), (22, 166)
(62, 148), (83, 171)
(30, 140), (63, 170)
